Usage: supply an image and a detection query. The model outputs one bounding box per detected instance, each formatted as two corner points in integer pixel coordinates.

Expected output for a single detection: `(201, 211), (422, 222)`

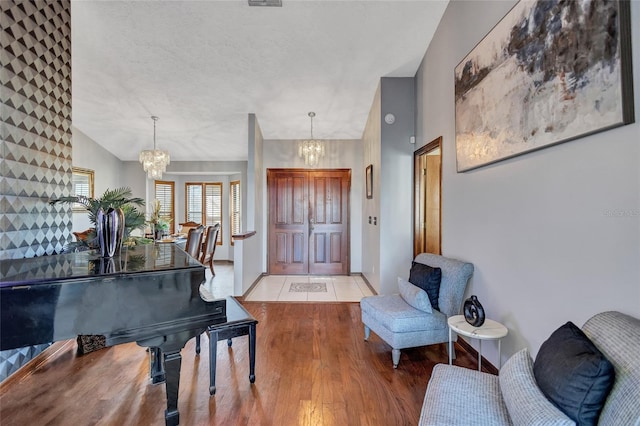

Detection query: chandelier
(298, 112), (324, 167)
(139, 116), (170, 180)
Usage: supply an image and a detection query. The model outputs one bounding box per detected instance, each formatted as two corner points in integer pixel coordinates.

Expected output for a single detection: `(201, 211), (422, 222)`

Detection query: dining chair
(179, 221), (201, 236)
(200, 223), (220, 275)
(184, 225), (205, 259)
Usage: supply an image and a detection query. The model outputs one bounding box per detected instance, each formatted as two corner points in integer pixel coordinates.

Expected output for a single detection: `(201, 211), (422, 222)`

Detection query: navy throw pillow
(408, 262), (442, 311)
(533, 321), (615, 426)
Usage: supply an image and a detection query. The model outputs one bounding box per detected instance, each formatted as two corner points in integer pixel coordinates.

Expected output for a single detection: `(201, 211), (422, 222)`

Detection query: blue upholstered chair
(360, 253), (474, 368)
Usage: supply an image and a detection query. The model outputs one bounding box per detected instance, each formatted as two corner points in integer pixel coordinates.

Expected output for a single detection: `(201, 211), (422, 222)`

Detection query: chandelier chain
(153, 116), (157, 150)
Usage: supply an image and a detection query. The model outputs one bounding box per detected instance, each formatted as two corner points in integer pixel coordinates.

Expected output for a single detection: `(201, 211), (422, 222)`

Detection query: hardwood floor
(0, 302), (490, 425)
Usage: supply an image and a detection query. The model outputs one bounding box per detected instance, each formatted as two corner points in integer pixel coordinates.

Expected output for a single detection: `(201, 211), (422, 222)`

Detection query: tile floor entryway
(245, 274), (374, 302)
(199, 262), (375, 302)
(200, 262), (235, 299)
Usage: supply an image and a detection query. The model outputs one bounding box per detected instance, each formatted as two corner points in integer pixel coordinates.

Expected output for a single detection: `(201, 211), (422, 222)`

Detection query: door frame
(413, 137), (442, 257)
(267, 168), (351, 275)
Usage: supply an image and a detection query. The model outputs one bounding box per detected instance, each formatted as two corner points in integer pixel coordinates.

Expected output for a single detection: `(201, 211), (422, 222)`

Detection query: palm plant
(50, 187), (148, 251)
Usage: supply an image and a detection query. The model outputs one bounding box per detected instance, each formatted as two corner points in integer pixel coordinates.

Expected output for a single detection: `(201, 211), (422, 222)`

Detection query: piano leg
(163, 350), (182, 426)
(249, 322), (256, 383)
(139, 330), (205, 425)
(208, 329), (218, 395)
(150, 347), (166, 384)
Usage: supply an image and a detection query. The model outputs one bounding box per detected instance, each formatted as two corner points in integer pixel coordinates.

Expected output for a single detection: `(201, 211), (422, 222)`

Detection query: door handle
(309, 218), (314, 236)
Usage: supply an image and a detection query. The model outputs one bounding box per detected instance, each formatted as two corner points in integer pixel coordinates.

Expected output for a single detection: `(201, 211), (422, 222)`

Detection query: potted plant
(147, 199), (172, 240)
(49, 187), (149, 251)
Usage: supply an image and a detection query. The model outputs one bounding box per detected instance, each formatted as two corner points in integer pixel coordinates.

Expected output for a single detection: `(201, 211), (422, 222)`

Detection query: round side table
(448, 314), (508, 371)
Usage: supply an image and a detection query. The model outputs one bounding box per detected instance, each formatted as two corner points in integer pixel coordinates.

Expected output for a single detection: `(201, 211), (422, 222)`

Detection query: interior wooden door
(268, 170), (309, 275)
(413, 137), (442, 257)
(268, 169), (350, 275)
(308, 170), (350, 275)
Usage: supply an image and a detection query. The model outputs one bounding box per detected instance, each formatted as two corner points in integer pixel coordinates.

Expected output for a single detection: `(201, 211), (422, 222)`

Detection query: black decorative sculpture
(463, 295), (485, 327)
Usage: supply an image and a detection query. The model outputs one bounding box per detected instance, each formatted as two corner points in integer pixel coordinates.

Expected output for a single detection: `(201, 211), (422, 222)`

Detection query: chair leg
(392, 349), (401, 368)
(195, 334), (201, 355)
(364, 325), (370, 341)
(209, 258), (215, 275)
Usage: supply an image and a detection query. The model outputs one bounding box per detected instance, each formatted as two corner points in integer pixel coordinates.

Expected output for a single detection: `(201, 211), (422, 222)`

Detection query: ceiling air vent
(248, 0), (282, 6)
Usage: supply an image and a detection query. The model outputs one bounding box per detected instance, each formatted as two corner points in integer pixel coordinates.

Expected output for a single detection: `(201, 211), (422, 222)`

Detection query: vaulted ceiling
(71, 0), (448, 162)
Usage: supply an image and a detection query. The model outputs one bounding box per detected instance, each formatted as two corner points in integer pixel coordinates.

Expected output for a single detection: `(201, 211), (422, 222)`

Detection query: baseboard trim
(354, 273), (377, 295)
(0, 340), (74, 396)
(239, 272), (268, 300)
(455, 338), (499, 375)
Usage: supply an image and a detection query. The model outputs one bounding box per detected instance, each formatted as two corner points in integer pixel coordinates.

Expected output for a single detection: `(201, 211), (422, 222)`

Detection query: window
(230, 180), (241, 245)
(185, 184), (202, 223)
(154, 180), (175, 233)
(72, 167), (94, 211)
(186, 182), (222, 245)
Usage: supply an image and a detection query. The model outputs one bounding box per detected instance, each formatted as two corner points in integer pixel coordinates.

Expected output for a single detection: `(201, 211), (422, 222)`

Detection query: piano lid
(0, 244), (202, 288)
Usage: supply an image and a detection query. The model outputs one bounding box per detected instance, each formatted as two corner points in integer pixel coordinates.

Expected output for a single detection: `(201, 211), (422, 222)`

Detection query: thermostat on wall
(384, 113), (395, 124)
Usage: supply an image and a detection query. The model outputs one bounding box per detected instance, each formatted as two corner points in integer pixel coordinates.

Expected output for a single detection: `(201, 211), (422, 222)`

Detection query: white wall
(362, 85), (382, 291)
(379, 78), (416, 294)
(234, 114), (265, 295)
(252, 115), (265, 272)
(262, 138), (363, 273)
(415, 0), (640, 365)
(361, 78), (416, 294)
(69, 153), (160, 237)
(71, 126), (123, 232)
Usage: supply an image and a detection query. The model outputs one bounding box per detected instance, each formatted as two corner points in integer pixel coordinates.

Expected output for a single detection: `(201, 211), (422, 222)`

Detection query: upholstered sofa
(419, 311), (640, 425)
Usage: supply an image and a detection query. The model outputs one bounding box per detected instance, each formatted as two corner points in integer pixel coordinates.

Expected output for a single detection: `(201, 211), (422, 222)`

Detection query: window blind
(230, 180), (241, 244)
(186, 184), (203, 223)
(205, 183), (222, 227)
(73, 180), (89, 197)
(154, 180), (175, 233)
(186, 182), (222, 245)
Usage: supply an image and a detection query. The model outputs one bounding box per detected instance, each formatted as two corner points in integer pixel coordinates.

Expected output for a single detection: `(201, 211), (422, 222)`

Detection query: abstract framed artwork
(455, 0), (634, 172)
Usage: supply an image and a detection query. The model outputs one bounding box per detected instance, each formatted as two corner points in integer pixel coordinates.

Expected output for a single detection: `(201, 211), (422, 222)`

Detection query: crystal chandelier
(298, 112), (324, 167)
(139, 116), (170, 180)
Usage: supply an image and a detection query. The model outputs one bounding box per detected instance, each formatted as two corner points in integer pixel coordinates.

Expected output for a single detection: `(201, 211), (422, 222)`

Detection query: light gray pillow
(398, 277), (432, 313)
(500, 348), (575, 426)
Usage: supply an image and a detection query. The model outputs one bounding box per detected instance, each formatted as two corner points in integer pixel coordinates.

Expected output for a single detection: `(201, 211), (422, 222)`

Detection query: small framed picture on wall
(365, 164), (373, 199)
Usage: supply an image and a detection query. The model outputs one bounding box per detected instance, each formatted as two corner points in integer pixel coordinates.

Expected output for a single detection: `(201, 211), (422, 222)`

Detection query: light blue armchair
(360, 253), (474, 368)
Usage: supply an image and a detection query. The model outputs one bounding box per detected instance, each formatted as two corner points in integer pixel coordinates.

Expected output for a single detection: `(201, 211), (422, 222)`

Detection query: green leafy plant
(49, 187), (149, 251)
(147, 199), (172, 235)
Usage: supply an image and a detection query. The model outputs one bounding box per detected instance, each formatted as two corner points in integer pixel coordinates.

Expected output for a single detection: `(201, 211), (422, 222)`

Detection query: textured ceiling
(71, 0), (448, 162)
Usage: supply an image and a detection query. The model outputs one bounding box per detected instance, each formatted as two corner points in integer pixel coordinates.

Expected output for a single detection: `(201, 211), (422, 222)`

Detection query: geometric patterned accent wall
(0, 0), (72, 382)
(1, 0), (73, 261)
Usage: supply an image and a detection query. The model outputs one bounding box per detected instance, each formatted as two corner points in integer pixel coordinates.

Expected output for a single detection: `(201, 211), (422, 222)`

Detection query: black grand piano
(0, 243), (227, 426)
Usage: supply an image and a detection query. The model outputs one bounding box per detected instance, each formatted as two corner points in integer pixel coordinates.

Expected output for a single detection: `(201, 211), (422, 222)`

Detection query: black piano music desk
(0, 243), (227, 426)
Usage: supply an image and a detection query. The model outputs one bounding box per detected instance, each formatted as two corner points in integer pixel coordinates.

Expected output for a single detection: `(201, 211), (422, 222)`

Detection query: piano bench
(194, 297), (258, 395)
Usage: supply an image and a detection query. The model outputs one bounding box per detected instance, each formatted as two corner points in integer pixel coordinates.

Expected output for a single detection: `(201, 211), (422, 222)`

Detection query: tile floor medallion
(289, 282), (327, 292)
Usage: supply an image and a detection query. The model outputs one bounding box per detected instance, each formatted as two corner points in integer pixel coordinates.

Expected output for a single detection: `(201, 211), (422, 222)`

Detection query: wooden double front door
(267, 169), (350, 275)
